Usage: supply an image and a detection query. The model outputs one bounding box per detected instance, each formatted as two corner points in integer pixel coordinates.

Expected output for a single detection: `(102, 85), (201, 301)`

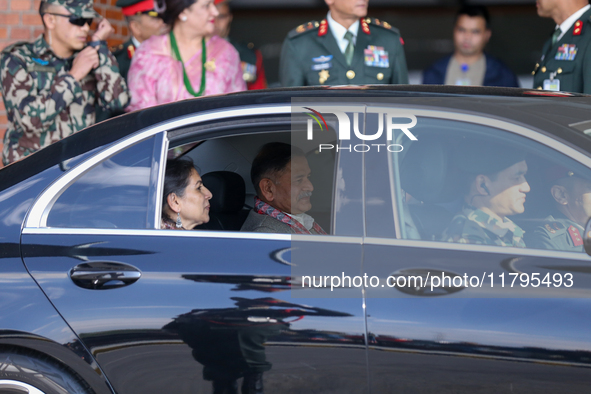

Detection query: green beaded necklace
(169, 30), (206, 97)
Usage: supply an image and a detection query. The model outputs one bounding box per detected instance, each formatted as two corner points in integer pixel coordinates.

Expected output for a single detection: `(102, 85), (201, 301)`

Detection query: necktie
(552, 28), (561, 45)
(344, 31), (355, 66)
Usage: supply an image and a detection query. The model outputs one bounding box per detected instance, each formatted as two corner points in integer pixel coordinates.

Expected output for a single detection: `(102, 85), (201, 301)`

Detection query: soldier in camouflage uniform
(442, 143), (530, 247)
(528, 168), (591, 252)
(0, 0), (129, 165)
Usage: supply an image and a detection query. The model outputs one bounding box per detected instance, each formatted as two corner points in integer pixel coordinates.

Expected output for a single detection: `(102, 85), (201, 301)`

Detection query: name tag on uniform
(364, 45), (389, 68)
(312, 62), (332, 71)
(543, 79), (560, 91)
(28, 65), (55, 73)
(555, 44), (577, 60)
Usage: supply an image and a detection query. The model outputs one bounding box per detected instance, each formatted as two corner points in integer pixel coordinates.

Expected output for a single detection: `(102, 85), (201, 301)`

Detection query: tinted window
(46, 136), (158, 229)
(389, 117), (591, 253)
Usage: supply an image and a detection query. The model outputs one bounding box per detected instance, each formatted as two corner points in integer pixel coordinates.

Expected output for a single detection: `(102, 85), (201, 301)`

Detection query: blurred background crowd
(0, 0), (564, 166)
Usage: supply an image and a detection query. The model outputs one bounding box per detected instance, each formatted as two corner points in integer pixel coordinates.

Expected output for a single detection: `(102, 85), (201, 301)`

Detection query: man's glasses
(43, 12), (93, 27)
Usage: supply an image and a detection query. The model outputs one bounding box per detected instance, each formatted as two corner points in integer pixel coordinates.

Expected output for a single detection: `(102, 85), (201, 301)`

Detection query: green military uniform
(0, 0), (129, 165)
(112, 38), (135, 82)
(280, 17), (408, 87)
(442, 205), (526, 247)
(528, 213), (584, 252)
(533, 7), (591, 93)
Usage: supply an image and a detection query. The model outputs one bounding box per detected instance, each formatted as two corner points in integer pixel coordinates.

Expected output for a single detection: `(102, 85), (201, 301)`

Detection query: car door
(20, 105), (369, 394)
(362, 107), (591, 392)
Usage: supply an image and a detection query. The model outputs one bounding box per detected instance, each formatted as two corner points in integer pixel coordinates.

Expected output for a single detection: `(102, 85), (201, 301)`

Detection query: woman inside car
(161, 159), (213, 230)
(126, 0), (246, 112)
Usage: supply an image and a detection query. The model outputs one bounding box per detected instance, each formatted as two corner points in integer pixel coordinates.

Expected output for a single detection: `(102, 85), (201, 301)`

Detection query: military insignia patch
(364, 45), (389, 68)
(555, 44), (577, 60)
(568, 225), (584, 246)
(545, 224), (555, 234)
(241, 61), (257, 82)
(573, 20), (582, 36)
(312, 55), (333, 63)
(312, 62), (332, 71)
(318, 19), (328, 37)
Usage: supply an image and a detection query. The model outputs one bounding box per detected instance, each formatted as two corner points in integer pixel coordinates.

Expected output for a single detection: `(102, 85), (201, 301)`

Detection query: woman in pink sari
(126, 0), (246, 112)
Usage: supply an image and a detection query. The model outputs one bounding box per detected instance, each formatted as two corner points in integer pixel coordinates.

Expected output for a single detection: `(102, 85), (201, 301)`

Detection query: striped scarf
(254, 197), (327, 235)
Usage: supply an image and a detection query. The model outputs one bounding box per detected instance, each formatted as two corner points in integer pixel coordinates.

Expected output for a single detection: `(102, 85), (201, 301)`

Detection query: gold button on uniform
(537, 86), (543, 90)
(377, 73), (384, 81)
(541, 66), (547, 73)
(346, 70), (355, 79)
(557, 67), (563, 74)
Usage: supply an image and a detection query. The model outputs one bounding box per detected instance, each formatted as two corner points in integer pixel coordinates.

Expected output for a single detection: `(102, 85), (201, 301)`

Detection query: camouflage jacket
(442, 205), (526, 247)
(0, 35), (129, 165)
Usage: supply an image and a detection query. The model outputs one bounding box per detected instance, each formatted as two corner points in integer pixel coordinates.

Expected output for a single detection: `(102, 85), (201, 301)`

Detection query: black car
(1, 86), (591, 394)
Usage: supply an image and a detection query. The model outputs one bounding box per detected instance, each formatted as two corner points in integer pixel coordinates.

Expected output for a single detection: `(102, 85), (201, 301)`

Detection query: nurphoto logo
(300, 105), (418, 153)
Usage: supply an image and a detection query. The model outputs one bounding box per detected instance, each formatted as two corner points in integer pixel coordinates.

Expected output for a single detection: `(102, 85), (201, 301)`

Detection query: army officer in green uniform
(113, 0), (165, 81)
(533, 0), (591, 93)
(279, 0), (408, 87)
(528, 168), (591, 252)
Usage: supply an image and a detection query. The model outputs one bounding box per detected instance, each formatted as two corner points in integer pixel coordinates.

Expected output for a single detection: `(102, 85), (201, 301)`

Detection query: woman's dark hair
(162, 0), (197, 27)
(162, 158), (196, 215)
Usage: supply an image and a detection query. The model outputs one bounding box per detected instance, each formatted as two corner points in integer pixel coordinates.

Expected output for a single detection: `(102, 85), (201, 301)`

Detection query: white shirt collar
(557, 4), (590, 41)
(131, 36), (142, 49)
(286, 212), (315, 231)
(327, 11), (360, 54)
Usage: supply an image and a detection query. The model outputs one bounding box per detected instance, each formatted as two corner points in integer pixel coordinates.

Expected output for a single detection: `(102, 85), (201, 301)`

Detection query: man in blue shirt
(423, 5), (519, 87)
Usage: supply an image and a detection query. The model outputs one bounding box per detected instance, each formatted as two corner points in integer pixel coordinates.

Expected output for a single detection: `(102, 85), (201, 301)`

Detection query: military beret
(453, 139), (526, 176)
(42, 0), (99, 18)
(546, 165), (591, 183)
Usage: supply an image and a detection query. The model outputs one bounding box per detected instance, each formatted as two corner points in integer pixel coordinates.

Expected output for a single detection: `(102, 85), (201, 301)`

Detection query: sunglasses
(43, 12), (93, 27)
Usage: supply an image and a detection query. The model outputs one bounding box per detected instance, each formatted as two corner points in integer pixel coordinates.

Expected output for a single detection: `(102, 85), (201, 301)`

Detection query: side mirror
(584, 217), (591, 256)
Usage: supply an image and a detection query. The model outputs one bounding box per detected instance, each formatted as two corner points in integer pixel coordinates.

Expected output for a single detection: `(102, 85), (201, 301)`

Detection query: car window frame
(374, 106), (591, 259)
(24, 104), (357, 238)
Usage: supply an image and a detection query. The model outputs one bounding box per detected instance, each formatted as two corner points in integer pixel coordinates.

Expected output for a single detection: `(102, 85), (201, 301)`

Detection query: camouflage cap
(42, 0), (99, 19)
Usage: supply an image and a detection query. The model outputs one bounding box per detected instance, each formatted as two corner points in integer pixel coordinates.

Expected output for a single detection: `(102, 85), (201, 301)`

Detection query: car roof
(2, 85), (591, 190)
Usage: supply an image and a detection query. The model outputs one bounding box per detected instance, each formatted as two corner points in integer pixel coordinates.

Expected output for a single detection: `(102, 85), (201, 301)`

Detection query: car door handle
(70, 262), (142, 290)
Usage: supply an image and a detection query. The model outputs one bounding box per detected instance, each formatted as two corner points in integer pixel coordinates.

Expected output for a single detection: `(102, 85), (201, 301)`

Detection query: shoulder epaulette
(288, 20), (320, 39)
(364, 17), (400, 35)
(1, 41), (30, 55)
(541, 221), (566, 238)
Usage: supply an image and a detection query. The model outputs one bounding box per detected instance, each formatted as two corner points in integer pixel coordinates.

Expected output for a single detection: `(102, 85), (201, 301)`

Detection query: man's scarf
(254, 197), (327, 235)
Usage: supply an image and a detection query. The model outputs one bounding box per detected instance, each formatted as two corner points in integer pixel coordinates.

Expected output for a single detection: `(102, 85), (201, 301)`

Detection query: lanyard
(169, 31), (206, 97)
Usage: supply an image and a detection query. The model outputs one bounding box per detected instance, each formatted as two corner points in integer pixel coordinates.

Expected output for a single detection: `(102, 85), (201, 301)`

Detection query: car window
(389, 116), (591, 253)
(168, 129), (338, 234)
(46, 136), (160, 229)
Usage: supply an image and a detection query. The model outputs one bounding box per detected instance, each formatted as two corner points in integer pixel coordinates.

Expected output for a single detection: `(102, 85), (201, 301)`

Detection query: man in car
(422, 5), (519, 87)
(528, 168), (591, 251)
(241, 142), (327, 234)
(279, 0), (408, 86)
(533, 0), (591, 93)
(0, 0), (129, 165)
(442, 144), (530, 247)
